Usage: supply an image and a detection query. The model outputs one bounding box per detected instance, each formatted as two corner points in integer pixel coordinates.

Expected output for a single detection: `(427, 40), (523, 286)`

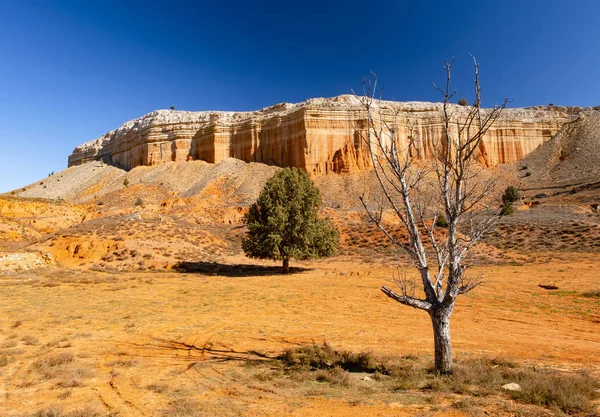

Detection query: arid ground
(1, 129), (600, 416)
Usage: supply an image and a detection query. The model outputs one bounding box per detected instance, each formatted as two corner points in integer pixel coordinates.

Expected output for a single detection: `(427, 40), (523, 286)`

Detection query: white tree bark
(354, 57), (508, 374)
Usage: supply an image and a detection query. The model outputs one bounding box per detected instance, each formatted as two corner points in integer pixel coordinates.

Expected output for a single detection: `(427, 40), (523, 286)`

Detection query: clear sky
(1, 0), (599, 192)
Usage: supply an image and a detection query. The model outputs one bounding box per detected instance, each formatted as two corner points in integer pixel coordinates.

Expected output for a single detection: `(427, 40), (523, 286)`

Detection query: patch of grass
(161, 397), (202, 417)
(275, 346), (598, 414)
(109, 358), (137, 367)
(22, 335), (39, 345)
(582, 289), (600, 298)
(509, 370), (598, 414)
(46, 352), (74, 367)
(147, 382), (169, 393)
(314, 366), (350, 386)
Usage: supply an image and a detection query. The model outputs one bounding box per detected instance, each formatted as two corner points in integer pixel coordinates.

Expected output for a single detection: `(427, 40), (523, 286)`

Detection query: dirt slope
(519, 110), (600, 188)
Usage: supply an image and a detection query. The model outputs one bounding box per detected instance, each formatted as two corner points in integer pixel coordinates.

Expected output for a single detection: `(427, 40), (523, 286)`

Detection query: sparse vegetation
(503, 186), (520, 204)
(123, 178), (130, 187)
(279, 342), (386, 374)
(582, 289), (600, 298)
(45, 352), (74, 367)
(273, 344), (598, 414)
(500, 201), (515, 216)
(457, 97), (468, 106)
(435, 214), (448, 228)
(134, 197), (144, 206)
(501, 186), (520, 216)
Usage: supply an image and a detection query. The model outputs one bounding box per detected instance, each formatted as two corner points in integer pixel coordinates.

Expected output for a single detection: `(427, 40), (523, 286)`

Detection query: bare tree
(353, 56), (508, 374)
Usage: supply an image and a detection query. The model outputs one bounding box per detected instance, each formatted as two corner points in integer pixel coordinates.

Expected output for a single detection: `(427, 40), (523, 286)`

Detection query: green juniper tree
(242, 167), (338, 273)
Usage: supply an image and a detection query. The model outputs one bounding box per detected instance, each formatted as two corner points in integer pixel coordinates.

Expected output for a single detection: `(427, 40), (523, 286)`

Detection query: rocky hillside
(519, 110), (600, 187)
(68, 95), (573, 175)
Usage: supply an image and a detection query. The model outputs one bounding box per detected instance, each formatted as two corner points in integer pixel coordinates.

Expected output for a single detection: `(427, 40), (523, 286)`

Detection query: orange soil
(1, 256), (598, 416)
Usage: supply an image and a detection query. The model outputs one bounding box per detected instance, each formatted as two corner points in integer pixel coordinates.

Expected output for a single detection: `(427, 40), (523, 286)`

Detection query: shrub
(435, 214), (448, 228)
(502, 186), (520, 204)
(279, 342), (386, 374)
(509, 370), (598, 414)
(46, 352), (74, 367)
(524, 172), (532, 177)
(134, 197), (144, 206)
(500, 202), (514, 216)
(123, 178), (130, 187)
(582, 289), (600, 298)
(457, 98), (468, 106)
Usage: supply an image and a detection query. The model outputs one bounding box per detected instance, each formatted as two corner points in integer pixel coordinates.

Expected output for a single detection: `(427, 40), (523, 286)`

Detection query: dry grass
(160, 397), (203, 417)
(582, 289), (600, 298)
(268, 344), (599, 414)
(30, 406), (101, 417)
(45, 352), (74, 367)
(1, 259), (598, 416)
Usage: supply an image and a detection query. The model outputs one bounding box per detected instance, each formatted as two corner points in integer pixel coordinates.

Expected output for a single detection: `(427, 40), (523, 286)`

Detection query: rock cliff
(68, 95), (573, 174)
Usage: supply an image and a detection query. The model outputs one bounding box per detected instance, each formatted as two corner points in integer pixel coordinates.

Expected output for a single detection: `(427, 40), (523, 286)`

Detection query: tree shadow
(173, 261), (311, 277)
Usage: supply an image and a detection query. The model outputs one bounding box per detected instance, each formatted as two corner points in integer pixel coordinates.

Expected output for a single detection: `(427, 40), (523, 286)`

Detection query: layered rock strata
(68, 95), (572, 175)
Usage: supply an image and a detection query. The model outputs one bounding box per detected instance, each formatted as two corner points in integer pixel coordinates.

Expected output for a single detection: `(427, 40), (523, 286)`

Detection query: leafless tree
(353, 56), (508, 374)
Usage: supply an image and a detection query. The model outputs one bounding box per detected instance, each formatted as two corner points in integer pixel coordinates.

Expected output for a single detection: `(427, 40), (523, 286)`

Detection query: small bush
(22, 335), (39, 345)
(147, 382), (169, 393)
(510, 370), (598, 414)
(435, 214), (448, 228)
(457, 98), (468, 106)
(279, 342), (386, 374)
(524, 171), (532, 177)
(123, 178), (130, 187)
(500, 202), (514, 216)
(46, 352), (74, 367)
(134, 197), (144, 206)
(582, 289), (600, 298)
(315, 366), (350, 386)
(502, 186), (520, 204)
(161, 397), (201, 417)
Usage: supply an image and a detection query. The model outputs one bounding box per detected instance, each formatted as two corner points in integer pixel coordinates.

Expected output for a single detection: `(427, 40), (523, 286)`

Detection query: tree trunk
(430, 307), (453, 374)
(282, 258), (290, 274)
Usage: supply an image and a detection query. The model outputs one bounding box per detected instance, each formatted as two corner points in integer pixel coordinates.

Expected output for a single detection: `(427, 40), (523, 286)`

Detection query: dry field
(2, 133), (600, 416)
(1, 253), (599, 416)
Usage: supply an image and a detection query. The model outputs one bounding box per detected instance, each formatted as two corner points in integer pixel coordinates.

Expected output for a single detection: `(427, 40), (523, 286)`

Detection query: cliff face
(68, 95), (571, 174)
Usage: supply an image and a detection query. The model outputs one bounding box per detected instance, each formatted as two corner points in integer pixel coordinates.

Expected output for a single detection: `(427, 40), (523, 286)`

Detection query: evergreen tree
(242, 168), (338, 273)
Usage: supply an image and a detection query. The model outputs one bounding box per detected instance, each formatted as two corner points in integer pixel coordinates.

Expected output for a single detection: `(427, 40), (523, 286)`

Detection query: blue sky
(1, 0), (599, 192)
